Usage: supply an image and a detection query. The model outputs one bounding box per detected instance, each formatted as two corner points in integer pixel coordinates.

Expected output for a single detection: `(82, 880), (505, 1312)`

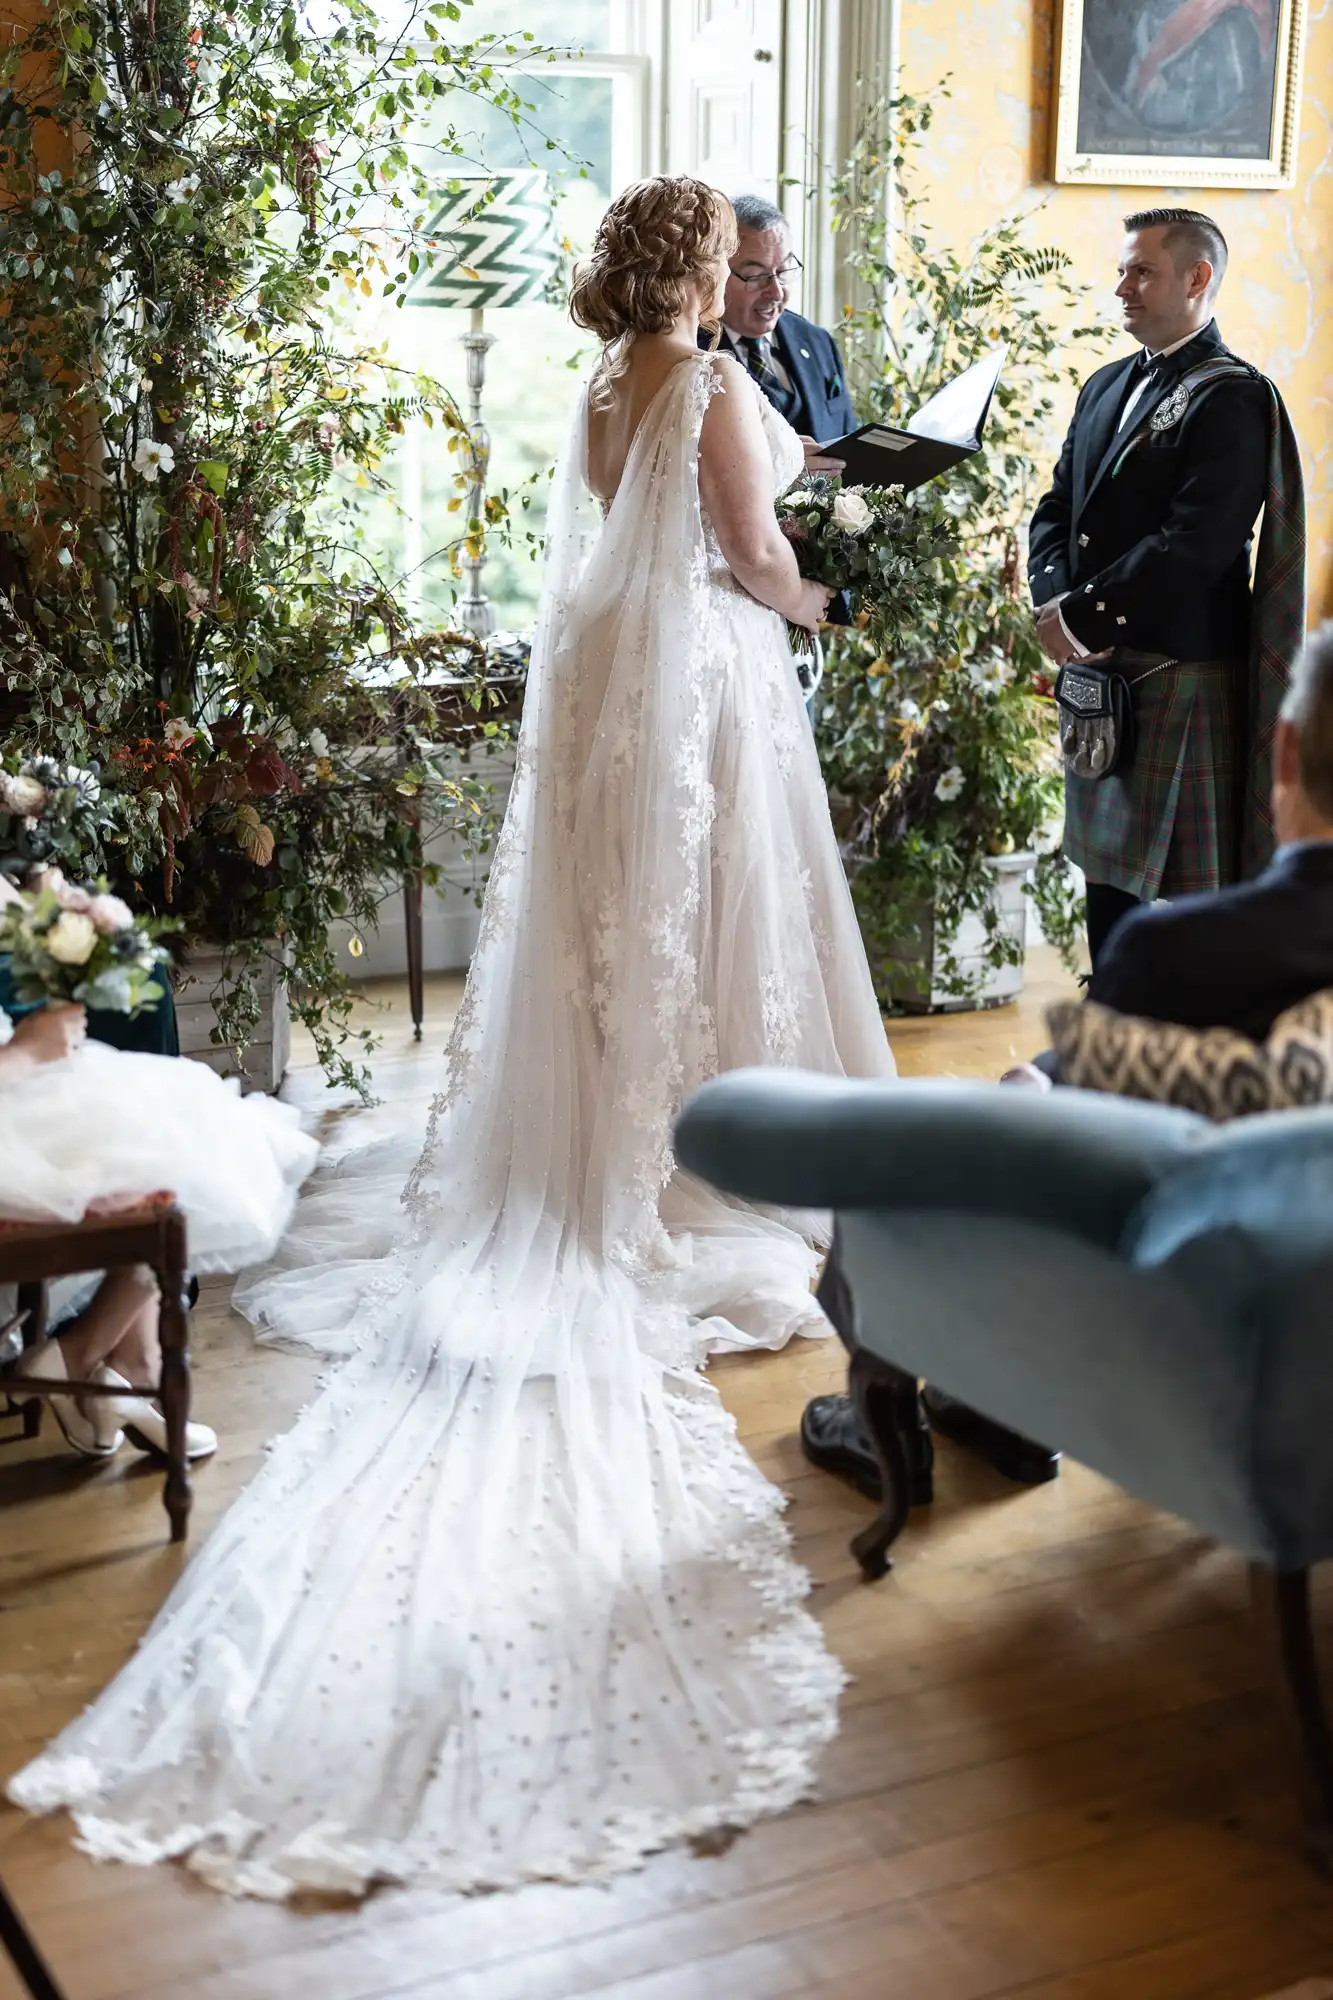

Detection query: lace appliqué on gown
(9, 355), (895, 1901)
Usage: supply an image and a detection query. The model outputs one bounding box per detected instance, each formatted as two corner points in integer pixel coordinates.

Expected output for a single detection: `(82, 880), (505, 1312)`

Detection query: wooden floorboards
(4, 949), (1333, 1998)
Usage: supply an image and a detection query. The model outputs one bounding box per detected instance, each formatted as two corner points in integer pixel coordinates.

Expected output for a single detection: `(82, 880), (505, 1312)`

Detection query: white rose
(832, 490), (874, 535)
(53, 879), (93, 912)
(45, 910), (98, 966)
(88, 892), (135, 935)
(0, 773), (48, 816)
(935, 765), (966, 804)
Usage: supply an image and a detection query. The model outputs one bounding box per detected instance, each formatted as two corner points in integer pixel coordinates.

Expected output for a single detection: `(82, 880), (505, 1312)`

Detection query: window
(354, 1), (652, 633)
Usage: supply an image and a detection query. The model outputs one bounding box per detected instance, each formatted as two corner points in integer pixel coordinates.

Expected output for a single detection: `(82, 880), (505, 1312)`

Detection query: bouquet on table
(0, 870), (174, 1017)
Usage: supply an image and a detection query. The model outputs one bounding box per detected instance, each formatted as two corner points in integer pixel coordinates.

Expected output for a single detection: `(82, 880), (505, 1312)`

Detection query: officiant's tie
(741, 336), (795, 418)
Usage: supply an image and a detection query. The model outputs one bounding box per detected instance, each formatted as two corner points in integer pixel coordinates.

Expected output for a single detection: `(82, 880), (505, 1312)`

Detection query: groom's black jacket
(1027, 320), (1269, 662)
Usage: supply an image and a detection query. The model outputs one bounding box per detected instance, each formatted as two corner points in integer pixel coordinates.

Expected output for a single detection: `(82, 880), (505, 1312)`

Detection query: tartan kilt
(1061, 656), (1238, 900)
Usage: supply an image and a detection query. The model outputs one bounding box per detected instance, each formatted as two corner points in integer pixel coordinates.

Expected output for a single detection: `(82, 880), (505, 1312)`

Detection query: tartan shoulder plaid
(1245, 379), (1307, 876)
(1167, 358), (1307, 878)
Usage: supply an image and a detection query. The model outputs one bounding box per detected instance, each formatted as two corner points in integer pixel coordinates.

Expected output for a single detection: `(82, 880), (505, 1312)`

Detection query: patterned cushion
(1046, 990), (1333, 1123)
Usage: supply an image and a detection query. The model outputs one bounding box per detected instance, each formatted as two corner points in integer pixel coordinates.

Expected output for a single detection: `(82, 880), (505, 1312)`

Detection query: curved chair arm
(675, 1070), (1206, 1251)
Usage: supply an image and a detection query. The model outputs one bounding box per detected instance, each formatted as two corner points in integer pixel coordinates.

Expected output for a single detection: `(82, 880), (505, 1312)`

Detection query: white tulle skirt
(0, 1042), (318, 1273)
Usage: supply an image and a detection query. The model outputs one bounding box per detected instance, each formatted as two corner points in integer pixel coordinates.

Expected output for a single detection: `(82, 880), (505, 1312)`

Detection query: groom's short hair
(1123, 206), (1229, 301)
(731, 194), (788, 236)
(1282, 621), (1333, 821)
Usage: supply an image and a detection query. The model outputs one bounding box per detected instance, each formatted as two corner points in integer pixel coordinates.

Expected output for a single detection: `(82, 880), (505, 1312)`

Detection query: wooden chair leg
(153, 1213), (193, 1545)
(0, 1875), (66, 2000)
(847, 1346), (917, 1582)
(1251, 1565), (1333, 1872)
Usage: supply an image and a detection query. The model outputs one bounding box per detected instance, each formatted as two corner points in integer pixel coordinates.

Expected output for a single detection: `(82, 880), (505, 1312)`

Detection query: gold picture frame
(1052, 0), (1306, 190)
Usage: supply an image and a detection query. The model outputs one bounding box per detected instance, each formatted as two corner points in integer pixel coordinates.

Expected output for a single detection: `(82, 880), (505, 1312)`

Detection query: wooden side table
(0, 1199), (194, 1541)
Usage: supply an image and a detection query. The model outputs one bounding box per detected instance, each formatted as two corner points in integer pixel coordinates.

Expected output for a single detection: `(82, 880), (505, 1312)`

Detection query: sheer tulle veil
(8, 355), (894, 1899)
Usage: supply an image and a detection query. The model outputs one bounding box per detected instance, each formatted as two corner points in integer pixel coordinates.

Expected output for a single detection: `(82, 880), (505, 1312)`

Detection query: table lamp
(412, 168), (561, 637)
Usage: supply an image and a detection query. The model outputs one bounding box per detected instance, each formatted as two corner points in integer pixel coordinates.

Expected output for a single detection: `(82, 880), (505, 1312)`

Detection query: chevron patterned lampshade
(412, 169), (560, 309)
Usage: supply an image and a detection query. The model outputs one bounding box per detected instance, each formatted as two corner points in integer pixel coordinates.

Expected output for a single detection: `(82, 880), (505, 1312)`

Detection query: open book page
(906, 347), (1008, 447)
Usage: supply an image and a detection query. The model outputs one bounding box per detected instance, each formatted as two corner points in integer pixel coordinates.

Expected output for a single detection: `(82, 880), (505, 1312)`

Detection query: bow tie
(1136, 347), (1163, 375)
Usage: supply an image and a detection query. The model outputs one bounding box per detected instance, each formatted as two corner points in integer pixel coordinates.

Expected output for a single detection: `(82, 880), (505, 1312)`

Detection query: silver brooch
(1150, 383), (1191, 432)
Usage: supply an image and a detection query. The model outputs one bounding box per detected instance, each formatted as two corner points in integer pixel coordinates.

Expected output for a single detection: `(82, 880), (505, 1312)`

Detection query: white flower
(53, 878), (93, 912)
(307, 728), (329, 759)
(163, 172), (201, 204)
(163, 716), (197, 748)
(898, 698), (921, 724)
(193, 52), (223, 93)
(132, 439), (175, 483)
(0, 772), (48, 816)
(935, 765), (965, 803)
(832, 489), (874, 535)
(0, 1007), (12, 1047)
(87, 892), (135, 935)
(45, 910), (98, 965)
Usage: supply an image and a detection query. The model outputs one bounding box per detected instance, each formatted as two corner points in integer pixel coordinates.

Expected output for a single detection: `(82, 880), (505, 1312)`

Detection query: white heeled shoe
(16, 1341), (124, 1458)
(96, 1367), (218, 1461)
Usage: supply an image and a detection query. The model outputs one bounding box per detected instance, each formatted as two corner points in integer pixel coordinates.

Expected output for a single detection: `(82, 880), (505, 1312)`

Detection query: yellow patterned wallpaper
(897, 0), (1333, 613)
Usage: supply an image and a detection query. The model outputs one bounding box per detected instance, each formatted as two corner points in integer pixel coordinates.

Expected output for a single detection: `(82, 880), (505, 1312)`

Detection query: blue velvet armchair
(675, 1071), (1333, 1861)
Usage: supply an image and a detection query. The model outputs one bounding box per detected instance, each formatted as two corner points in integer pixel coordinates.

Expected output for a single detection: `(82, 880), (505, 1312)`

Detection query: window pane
(459, 0), (615, 52)
(351, 67), (623, 633)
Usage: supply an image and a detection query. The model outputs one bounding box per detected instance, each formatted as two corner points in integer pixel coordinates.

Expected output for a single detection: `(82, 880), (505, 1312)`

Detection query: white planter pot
(173, 944), (291, 1094)
(863, 851), (1037, 1015)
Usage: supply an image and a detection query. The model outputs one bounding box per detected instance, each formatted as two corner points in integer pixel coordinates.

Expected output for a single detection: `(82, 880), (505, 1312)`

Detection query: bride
(8, 175), (896, 1899)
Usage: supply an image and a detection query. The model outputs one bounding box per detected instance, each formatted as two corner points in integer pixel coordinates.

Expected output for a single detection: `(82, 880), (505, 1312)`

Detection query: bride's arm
(698, 356), (833, 632)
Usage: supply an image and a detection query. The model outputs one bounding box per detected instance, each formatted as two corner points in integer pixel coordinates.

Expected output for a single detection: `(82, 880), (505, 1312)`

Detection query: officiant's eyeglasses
(729, 257), (802, 292)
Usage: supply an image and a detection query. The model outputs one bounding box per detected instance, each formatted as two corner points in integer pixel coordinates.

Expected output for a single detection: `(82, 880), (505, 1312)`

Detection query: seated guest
(0, 876), (318, 1461)
(1, 1003), (217, 1461)
(704, 193), (852, 476)
(801, 620), (1333, 1499)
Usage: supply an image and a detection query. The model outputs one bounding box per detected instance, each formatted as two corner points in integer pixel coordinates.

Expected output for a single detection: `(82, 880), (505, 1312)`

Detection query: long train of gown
(8, 356), (896, 1899)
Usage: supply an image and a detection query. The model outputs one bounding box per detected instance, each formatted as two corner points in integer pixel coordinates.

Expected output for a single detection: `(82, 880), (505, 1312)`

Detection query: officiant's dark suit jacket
(701, 308), (856, 445)
(1027, 320), (1271, 900)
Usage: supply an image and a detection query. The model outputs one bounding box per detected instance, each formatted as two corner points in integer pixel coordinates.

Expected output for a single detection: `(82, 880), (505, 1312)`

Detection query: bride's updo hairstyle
(570, 175), (737, 404)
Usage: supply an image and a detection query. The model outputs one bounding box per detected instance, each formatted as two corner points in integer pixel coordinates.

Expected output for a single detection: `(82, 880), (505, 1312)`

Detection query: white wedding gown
(9, 355), (896, 1899)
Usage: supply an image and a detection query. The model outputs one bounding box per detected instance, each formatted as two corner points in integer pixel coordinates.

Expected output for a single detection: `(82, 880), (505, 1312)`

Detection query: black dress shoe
(921, 1387), (1060, 1484)
(799, 1392), (934, 1507)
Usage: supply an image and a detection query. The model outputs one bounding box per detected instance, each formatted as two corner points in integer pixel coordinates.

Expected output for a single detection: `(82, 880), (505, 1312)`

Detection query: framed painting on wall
(1051, 0), (1306, 189)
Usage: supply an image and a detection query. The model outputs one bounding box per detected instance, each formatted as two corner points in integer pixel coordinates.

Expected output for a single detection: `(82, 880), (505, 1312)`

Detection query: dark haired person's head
(1274, 623), (1333, 847)
(1116, 207), (1228, 353)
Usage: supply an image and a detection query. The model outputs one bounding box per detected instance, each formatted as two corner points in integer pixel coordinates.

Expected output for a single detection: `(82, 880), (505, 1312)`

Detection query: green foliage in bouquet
(816, 87), (1109, 1003)
(1, 874), (175, 1016)
(0, 0), (544, 1087)
(777, 479), (959, 657)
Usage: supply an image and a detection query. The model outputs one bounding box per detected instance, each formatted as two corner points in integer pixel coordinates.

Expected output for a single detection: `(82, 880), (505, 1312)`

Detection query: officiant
(701, 194), (853, 476)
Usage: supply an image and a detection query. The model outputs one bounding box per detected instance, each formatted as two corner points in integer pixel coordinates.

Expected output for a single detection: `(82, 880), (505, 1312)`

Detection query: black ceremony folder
(825, 347), (1006, 492)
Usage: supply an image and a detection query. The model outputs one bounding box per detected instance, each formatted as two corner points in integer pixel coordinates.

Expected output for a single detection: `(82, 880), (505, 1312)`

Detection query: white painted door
(666, 0), (783, 198)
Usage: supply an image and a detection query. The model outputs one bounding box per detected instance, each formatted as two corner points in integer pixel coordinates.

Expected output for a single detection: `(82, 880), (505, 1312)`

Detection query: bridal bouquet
(0, 871), (174, 1016)
(777, 477), (953, 656)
